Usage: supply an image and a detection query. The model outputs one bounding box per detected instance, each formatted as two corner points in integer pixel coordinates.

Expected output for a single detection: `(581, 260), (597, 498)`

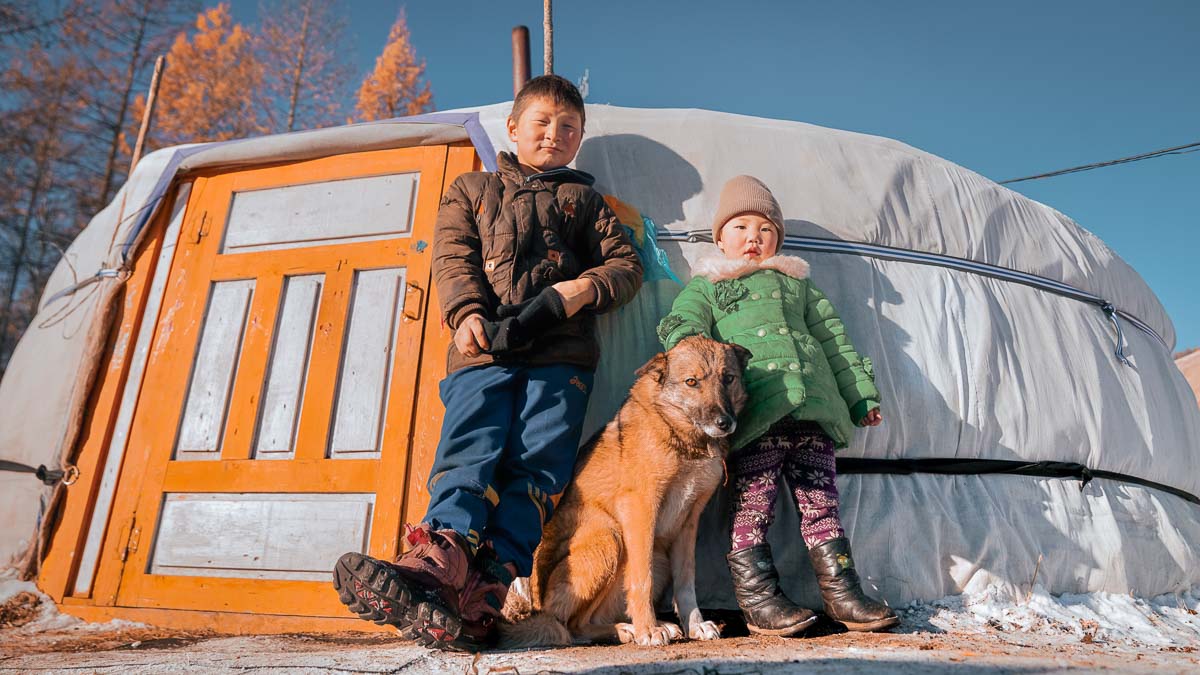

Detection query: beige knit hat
(711, 175), (784, 242)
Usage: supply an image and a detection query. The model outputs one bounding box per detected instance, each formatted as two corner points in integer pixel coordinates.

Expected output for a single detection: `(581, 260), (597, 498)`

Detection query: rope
(837, 458), (1199, 506)
(0, 459), (78, 486)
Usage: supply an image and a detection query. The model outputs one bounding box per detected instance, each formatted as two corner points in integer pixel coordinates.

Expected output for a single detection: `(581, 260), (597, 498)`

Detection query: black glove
(482, 287), (568, 354)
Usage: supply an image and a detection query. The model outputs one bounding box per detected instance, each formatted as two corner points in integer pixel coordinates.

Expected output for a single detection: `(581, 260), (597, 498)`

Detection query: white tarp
(473, 103), (1199, 604)
(2, 104), (1196, 605)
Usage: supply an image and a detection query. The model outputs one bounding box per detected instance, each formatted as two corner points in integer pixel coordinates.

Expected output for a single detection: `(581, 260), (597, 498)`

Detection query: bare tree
(257, 0), (354, 133)
(0, 45), (89, 371)
(0, 0), (195, 375)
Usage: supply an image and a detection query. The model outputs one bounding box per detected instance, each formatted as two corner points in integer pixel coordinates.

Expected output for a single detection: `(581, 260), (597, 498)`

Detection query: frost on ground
(3, 569), (1199, 673)
(0, 570), (206, 654)
(901, 583), (1200, 649)
(1, 571), (143, 634)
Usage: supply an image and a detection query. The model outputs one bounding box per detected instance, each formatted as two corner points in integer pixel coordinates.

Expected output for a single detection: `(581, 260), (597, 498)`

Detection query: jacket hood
(692, 254), (811, 282)
(496, 151), (596, 187)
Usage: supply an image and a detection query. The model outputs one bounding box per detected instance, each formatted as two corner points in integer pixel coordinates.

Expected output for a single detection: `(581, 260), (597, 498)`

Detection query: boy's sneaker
(449, 545), (517, 651)
(332, 524), (471, 648)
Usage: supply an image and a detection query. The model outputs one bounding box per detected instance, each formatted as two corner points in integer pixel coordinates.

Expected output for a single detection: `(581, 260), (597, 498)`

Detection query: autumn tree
(137, 3), (268, 149)
(355, 9), (433, 121)
(257, 0), (354, 133)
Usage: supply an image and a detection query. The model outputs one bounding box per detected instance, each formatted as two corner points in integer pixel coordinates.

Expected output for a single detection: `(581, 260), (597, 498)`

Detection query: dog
(500, 335), (751, 647)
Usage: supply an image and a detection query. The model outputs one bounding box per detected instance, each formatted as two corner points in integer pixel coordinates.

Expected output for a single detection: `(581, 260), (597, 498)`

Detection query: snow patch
(904, 584), (1200, 647)
(1, 570), (147, 634)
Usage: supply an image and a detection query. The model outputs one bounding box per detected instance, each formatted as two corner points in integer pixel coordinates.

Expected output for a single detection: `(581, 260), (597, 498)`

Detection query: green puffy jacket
(656, 255), (879, 449)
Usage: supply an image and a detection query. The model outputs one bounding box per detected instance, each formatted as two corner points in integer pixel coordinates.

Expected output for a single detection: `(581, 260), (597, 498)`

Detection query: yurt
(2, 104), (1196, 632)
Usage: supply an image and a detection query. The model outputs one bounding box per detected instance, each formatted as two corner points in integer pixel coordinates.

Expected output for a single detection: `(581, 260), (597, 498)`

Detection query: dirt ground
(2, 609), (1198, 674)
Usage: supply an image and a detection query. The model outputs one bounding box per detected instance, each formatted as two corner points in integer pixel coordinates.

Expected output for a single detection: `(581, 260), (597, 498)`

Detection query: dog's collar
(691, 254), (810, 282)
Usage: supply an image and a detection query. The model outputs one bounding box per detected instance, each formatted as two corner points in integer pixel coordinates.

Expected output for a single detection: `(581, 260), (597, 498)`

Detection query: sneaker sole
(332, 552), (461, 648)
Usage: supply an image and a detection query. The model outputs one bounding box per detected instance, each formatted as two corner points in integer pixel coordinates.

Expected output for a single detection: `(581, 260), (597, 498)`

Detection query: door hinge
(191, 211), (210, 244)
(119, 521), (141, 562)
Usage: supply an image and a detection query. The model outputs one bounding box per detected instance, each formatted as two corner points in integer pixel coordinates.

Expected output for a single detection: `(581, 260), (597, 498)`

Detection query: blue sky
(236, 1), (1199, 350)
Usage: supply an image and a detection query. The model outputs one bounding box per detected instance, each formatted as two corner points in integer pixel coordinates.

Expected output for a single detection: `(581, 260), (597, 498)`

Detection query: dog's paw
(658, 621), (684, 642)
(617, 621), (683, 646)
(689, 619), (722, 641)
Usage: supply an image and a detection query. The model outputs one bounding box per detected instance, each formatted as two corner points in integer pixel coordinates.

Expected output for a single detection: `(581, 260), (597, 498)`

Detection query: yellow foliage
(355, 9), (434, 121)
(148, 3), (268, 146)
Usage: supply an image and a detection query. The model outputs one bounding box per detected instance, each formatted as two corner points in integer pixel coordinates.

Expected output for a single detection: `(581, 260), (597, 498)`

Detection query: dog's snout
(715, 415), (733, 432)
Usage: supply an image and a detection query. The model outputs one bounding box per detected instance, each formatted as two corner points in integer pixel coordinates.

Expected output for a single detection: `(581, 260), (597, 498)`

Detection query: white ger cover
(474, 103), (1200, 606)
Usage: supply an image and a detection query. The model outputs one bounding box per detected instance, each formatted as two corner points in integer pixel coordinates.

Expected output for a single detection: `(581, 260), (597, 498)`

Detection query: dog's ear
(728, 343), (753, 371)
(636, 351), (669, 383)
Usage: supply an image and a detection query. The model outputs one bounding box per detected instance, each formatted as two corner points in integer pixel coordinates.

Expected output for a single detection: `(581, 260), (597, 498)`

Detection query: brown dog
(500, 336), (751, 647)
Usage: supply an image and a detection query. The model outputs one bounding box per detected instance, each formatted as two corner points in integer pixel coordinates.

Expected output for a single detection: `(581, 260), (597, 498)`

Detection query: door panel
(112, 145), (449, 615)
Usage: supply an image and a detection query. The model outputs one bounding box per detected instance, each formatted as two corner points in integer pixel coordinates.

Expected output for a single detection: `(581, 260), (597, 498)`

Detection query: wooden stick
(130, 55), (166, 174)
(1025, 553), (1044, 604)
(543, 0), (553, 74)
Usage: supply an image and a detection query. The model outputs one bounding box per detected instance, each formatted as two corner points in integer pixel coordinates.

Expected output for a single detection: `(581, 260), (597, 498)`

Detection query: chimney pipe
(512, 26), (530, 97)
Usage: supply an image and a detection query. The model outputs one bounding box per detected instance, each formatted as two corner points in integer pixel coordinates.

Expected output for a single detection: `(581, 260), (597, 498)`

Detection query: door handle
(403, 282), (424, 322)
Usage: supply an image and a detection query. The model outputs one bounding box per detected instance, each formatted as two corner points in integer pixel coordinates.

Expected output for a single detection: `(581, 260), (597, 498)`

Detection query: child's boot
(451, 544), (517, 651)
(333, 524), (472, 648)
(726, 544), (817, 636)
(807, 537), (899, 632)
(482, 287), (567, 353)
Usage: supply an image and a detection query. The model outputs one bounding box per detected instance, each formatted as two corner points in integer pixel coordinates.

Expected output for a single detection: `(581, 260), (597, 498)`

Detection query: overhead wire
(999, 141), (1200, 184)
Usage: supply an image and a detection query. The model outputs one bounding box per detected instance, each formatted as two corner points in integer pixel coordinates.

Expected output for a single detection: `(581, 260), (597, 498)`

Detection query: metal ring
(62, 465), (80, 486)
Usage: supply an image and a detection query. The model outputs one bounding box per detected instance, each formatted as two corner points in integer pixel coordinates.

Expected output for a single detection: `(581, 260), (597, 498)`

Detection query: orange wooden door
(109, 146), (449, 616)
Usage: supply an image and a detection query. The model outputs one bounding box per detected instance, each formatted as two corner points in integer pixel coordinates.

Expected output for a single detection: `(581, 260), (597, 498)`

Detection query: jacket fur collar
(692, 254), (810, 282)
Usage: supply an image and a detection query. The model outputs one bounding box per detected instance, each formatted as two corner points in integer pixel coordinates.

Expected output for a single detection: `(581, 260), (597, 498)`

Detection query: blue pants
(423, 363), (593, 576)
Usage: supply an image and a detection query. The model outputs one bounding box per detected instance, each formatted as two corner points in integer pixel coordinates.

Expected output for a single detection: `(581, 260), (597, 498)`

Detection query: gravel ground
(2, 611), (1198, 674)
(3, 577), (1198, 674)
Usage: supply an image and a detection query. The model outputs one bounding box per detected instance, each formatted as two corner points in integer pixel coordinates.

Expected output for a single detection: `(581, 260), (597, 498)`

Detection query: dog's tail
(497, 576), (572, 648)
(497, 612), (573, 649)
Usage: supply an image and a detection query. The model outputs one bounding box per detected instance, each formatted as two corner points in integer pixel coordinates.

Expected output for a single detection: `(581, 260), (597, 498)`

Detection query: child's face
(717, 213), (780, 262)
(506, 97), (584, 172)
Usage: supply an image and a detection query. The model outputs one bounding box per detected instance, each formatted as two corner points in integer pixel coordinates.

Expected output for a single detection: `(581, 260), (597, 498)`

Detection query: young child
(657, 175), (898, 635)
(335, 75), (643, 650)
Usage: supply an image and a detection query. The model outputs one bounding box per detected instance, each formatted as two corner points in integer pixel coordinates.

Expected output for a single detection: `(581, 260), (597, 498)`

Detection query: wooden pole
(543, 0), (553, 74)
(512, 26), (530, 96)
(129, 55), (166, 174)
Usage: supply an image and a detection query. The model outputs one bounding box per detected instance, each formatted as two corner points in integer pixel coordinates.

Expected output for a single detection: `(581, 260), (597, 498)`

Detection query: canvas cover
(2, 104), (1196, 605)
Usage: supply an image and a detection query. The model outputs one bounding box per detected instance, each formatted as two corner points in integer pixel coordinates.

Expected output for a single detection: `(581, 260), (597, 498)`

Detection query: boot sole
(332, 553), (461, 649)
(746, 614), (818, 637)
(838, 615), (901, 632)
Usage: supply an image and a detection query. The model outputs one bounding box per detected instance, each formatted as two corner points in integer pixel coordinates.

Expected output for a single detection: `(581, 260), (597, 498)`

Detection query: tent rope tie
(1101, 302), (1133, 366)
(0, 460), (79, 486)
(1078, 466), (1094, 490)
(42, 268), (124, 307)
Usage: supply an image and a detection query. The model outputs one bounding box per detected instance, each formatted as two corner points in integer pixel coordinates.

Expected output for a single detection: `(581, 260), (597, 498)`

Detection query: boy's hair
(511, 74), (586, 128)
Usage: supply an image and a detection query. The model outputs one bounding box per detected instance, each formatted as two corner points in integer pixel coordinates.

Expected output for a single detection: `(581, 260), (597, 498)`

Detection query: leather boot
(451, 544), (517, 651)
(726, 544), (817, 636)
(333, 524), (472, 649)
(807, 537), (899, 632)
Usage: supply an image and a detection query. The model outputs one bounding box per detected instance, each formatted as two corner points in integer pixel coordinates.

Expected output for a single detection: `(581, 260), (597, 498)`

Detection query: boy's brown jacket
(432, 152), (643, 374)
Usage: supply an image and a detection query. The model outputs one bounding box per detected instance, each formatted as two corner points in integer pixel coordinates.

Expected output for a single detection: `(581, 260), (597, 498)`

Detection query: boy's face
(507, 97), (584, 172)
(717, 213), (780, 262)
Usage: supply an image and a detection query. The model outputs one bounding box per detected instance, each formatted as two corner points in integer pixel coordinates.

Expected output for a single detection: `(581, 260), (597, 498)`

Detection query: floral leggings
(729, 417), (844, 551)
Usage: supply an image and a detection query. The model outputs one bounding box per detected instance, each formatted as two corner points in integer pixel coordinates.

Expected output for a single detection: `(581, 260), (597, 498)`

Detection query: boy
(334, 75), (643, 651)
